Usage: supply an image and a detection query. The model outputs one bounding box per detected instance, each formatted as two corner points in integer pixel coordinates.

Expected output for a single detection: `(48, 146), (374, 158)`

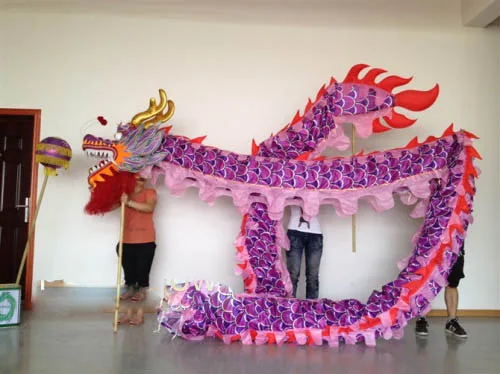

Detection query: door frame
(0, 108), (40, 310)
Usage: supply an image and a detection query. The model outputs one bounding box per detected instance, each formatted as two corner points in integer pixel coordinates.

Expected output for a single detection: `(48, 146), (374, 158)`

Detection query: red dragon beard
(84, 170), (137, 215)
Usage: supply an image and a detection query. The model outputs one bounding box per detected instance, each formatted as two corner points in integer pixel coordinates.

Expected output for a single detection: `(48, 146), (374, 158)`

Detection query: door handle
(16, 197), (30, 223)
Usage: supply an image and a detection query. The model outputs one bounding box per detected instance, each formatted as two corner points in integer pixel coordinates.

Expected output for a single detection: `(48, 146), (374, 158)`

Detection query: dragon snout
(82, 134), (116, 159)
(82, 134), (114, 148)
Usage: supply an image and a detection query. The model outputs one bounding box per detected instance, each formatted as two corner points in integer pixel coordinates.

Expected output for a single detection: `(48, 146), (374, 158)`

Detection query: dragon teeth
(87, 160), (112, 176)
(85, 149), (113, 160)
(85, 149), (113, 159)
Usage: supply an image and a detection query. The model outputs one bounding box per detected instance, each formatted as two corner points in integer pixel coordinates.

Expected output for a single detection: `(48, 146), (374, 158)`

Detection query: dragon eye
(114, 132), (123, 141)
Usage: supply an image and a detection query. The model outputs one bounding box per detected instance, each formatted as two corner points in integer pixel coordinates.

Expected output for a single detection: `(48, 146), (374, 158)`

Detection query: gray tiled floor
(1, 288), (499, 374)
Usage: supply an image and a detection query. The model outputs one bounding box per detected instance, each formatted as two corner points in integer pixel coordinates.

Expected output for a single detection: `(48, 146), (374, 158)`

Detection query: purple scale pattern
(243, 84), (394, 296)
(162, 139), (451, 191)
(160, 136), (452, 298)
(159, 134), (476, 343)
(157, 83), (396, 297)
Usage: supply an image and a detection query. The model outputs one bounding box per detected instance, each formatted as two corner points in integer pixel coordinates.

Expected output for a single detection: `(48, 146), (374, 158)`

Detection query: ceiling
(0, 0), (498, 28)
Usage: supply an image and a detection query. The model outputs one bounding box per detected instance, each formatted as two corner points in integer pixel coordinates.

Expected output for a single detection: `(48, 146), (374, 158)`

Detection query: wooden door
(0, 110), (40, 310)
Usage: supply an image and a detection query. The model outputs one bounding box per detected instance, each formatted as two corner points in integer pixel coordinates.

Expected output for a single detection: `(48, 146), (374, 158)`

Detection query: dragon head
(83, 89), (175, 215)
(82, 89), (175, 190)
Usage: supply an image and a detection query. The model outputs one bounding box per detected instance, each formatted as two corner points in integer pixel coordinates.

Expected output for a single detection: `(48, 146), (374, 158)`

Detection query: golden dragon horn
(131, 89), (175, 127)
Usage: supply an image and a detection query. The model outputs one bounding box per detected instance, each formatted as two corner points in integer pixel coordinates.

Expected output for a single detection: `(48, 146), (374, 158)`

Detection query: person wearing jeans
(286, 206), (323, 299)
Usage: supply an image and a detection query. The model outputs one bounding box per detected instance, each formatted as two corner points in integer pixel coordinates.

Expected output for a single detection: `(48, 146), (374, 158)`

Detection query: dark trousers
(116, 242), (156, 288)
(286, 229), (323, 299)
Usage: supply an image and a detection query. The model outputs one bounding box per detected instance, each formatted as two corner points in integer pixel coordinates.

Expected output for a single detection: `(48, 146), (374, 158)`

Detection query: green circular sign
(0, 291), (16, 322)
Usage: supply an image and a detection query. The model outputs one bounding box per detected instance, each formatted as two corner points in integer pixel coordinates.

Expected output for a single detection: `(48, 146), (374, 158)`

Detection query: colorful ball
(35, 137), (72, 176)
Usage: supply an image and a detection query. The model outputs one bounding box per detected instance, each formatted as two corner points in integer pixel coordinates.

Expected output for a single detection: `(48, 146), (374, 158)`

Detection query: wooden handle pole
(16, 174), (50, 285)
(113, 201), (126, 332)
(351, 125), (357, 253)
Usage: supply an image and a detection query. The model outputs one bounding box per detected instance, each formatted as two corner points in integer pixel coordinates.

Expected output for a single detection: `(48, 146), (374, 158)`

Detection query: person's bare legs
(416, 286), (460, 337)
(444, 286), (467, 338)
(445, 286), (458, 319)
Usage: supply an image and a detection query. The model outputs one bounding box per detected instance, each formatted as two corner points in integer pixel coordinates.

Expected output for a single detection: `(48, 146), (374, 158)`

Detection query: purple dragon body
(83, 64), (480, 346)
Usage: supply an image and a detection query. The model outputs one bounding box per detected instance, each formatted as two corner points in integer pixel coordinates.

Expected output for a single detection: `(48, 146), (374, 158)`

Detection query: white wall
(0, 10), (499, 309)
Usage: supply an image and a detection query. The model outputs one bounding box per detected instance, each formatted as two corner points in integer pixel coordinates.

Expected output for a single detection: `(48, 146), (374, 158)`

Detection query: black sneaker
(415, 317), (429, 336)
(445, 318), (467, 338)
